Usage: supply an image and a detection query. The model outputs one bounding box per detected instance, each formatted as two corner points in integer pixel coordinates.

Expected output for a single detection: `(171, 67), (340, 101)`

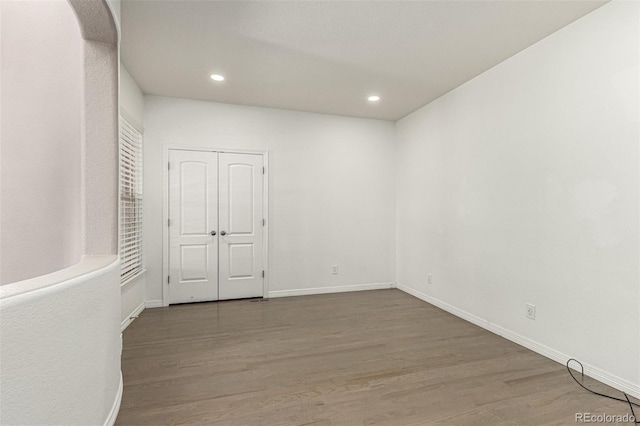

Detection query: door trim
(162, 145), (269, 307)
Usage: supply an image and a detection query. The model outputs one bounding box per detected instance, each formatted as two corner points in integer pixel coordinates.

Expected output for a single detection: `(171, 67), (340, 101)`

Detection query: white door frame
(162, 145), (269, 307)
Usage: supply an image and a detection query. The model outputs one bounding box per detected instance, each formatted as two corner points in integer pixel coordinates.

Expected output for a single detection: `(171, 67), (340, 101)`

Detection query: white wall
(120, 65), (144, 129)
(144, 97), (396, 304)
(110, 0), (146, 329)
(119, 64), (146, 328)
(106, 0), (121, 35)
(0, 0), (82, 284)
(396, 0), (639, 395)
(107, 0), (147, 329)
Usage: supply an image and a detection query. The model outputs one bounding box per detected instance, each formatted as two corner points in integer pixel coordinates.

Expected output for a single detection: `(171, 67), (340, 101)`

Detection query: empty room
(1, 0), (639, 424)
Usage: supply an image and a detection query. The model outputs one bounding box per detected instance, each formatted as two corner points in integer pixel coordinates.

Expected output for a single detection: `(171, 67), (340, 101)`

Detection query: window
(119, 115), (143, 283)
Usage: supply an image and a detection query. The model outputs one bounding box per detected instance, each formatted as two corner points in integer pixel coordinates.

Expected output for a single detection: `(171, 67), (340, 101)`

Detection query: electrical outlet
(428, 273), (432, 285)
(526, 303), (536, 320)
(332, 265), (338, 275)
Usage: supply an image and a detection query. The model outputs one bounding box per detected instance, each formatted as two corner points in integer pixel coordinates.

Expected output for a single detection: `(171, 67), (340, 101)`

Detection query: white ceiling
(121, 0), (607, 121)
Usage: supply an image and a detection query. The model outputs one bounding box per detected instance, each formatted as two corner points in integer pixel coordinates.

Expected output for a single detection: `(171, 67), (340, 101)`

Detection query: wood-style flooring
(117, 289), (637, 425)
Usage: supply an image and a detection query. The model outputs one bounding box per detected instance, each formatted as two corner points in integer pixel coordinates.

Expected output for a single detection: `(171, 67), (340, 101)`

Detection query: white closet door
(218, 153), (264, 300)
(168, 150), (219, 304)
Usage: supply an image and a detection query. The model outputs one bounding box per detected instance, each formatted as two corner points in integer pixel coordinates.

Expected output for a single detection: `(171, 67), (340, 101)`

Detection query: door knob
(220, 231), (227, 236)
(210, 230), (216, 236)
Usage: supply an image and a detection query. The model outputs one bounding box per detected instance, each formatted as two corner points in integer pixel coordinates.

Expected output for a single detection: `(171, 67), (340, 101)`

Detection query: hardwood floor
(117, 290), (636, 425)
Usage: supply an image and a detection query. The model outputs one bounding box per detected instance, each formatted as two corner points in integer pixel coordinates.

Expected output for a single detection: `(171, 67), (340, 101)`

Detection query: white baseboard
(145, 299), (164, 308)
(396, 283), (640, 400)
(120, 301), (145, 332)
(104, 372), (123, 426)
(268, 282), (394, 298)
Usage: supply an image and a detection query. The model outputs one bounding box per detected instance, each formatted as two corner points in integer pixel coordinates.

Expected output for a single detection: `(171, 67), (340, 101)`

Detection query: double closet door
(168, 150), (264, 304)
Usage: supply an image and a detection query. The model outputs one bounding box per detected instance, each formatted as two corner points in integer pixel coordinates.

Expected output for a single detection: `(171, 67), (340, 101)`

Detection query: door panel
(218, 153), (264, 299)
(228, 243), (255, 278)
(180, 245), (209, 281)
(228, 165), (254, 234)
(169, 150), (219, 304)
(179, 163), (208, 235)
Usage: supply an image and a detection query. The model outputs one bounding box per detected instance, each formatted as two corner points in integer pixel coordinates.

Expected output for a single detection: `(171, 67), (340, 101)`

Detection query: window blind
(120, 116), (143, 283)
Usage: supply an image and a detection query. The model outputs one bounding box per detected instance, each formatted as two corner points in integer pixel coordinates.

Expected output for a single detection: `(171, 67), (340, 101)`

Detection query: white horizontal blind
(120, 116), (143, 283)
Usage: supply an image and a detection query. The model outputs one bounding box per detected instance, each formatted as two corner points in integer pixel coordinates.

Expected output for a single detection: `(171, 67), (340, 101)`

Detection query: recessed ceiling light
(368, 95), (380, 102)
(210, 74), (225, 81)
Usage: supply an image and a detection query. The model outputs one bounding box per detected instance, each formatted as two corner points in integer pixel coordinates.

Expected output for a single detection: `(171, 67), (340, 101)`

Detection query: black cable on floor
(567, 358), (639, 424)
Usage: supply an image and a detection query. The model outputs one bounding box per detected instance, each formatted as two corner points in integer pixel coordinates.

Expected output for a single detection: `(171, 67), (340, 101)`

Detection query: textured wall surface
(0, 257), (122, 425)
(0, 1), (123, 424)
